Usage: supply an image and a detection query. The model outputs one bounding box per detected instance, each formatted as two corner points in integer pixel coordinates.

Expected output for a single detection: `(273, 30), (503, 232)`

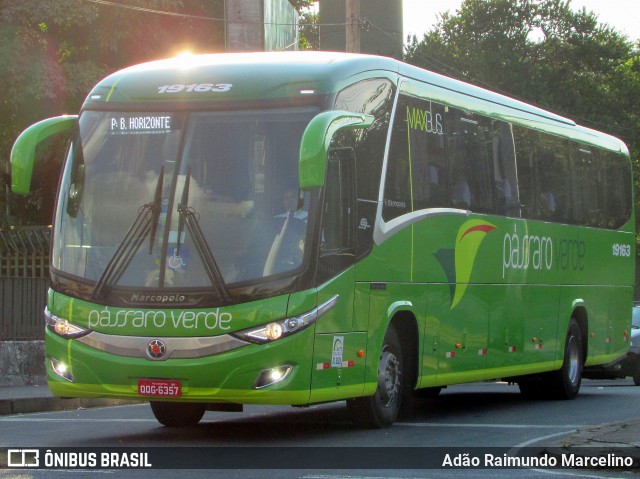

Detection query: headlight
(45, 307), (91, 339)
(233, 295), (338, 344)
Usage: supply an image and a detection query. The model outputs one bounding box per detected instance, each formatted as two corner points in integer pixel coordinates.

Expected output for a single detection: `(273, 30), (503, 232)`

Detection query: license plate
(137, 379), (182, 397)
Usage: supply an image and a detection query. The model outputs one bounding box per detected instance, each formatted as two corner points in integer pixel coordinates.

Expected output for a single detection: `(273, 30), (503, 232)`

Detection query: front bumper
(45, 324), (316, 405)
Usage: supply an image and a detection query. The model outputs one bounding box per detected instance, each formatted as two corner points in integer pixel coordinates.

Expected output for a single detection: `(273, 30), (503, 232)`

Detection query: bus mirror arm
(298, 111), (374, 190)
(10, 115), (78, 195)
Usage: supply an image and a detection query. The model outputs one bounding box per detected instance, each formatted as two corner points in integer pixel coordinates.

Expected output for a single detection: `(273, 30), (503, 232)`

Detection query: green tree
(298, 9), (319, 50)
(0, 0), (223, 226)
(405, 0), (635, 126)
(289, 0), (318, 50)
(288, 0), (315, 10)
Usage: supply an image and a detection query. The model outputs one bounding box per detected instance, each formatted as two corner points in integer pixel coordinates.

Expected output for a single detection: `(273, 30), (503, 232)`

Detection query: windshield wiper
(92, 166), (164, 299)
(177, 169), (231, 302)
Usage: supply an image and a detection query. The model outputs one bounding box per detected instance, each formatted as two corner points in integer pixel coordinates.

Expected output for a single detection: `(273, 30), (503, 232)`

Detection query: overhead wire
(81, 0), (342, 27)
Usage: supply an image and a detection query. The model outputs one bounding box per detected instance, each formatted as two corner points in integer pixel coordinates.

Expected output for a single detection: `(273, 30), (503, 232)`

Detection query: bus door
(310, 148), (367, 401)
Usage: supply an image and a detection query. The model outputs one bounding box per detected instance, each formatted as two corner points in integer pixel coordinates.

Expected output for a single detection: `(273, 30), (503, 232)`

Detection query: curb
(542, 417), (640, 468)
(0, 397), (143, 416)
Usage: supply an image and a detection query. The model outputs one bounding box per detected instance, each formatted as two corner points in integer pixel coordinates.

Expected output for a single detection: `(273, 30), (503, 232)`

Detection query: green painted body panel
(309, 332), (368, 402)
(359, 212), (634, 387)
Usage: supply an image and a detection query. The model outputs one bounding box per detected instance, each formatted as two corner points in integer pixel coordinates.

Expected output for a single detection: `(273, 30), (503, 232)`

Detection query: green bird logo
(451, 220), (496, 308)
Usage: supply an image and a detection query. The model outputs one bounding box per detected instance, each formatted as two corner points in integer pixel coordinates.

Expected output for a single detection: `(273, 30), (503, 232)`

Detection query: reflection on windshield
(53, 108), (315, 293)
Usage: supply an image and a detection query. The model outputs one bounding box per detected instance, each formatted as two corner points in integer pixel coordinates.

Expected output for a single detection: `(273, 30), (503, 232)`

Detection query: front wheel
(348, 326), (403, 428)
(150, 401), (206, 427)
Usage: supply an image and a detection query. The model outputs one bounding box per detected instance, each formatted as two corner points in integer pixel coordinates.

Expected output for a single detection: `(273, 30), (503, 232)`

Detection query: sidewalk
(0, 384), (140, 416)
(543, 416), (640, 464)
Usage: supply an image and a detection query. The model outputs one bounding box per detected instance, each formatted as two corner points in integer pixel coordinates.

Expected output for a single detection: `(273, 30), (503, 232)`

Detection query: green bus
(11, 52), (635, 428)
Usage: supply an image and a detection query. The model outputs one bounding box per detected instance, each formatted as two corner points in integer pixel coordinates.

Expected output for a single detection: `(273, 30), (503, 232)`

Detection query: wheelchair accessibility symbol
(167, 247), (188, 270)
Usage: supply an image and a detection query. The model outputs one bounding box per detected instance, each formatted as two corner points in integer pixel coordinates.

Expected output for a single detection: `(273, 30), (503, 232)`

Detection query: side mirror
(299, 111), (373, 190)
(10, 115), (78, 195)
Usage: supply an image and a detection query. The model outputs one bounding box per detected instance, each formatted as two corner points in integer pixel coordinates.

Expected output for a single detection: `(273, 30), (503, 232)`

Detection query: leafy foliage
(0, 0), (223, 226)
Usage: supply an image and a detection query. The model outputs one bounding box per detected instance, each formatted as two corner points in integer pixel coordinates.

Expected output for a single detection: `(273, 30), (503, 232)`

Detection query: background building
(319, 0), (403, 59)
(226, 0), (299, 51)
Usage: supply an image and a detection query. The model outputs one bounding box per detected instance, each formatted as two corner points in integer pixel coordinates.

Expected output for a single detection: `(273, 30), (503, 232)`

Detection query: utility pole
(345, 0), (360, 53)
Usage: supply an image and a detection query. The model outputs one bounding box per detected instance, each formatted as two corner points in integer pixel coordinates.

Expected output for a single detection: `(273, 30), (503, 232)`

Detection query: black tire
(348, 326), (403, 428)
(150, 401), (206, 427)
(551, 318), (584, 399)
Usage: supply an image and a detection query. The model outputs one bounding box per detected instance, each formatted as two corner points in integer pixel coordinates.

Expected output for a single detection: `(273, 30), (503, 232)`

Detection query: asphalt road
(0, 379), (638, 479)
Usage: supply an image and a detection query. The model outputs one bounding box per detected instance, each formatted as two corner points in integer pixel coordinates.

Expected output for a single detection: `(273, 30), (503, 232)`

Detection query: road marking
(531, 469), (628, 479)
(514, 430), (578, 448)
(512, 432), (628, 479)
(398, 423), (585, 429)
(0, 417), (157, 423)
(303, 476), (427, 479)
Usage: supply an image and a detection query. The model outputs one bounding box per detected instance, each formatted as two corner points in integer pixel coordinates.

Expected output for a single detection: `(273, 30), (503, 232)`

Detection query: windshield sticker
(109, 115), (172, 135)
(331, 336), (344, 368)
(167, 247), (188, 270)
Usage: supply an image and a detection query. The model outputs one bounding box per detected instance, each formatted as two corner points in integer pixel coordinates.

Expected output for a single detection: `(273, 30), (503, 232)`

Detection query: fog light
(50, 358), (74, 382)
(254, 365), (293, 389)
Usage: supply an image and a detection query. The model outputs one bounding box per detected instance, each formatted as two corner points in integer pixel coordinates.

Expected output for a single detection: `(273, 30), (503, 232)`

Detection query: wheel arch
(389, 310), (420, 390)
(570, 303), (589, 363)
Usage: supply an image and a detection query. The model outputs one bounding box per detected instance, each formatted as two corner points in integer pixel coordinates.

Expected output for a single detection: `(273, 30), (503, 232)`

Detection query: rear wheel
(348, 326), (403, 428)
(550, 318), (584, 399)
(519, 318), (583, 400)
(150, 401), (206, 427)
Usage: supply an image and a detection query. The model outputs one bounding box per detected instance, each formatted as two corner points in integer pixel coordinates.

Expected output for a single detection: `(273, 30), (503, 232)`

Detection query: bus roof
(84, 51), (628, 155)
(85, 52), (396, 105)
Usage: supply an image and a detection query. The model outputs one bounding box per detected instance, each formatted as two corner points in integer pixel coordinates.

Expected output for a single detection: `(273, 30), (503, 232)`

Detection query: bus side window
(535, 139), (571, 223)
(603, 152), (632, 228)
(318, 148), (356, 283)
(513, 127), (537, 219)
(445, 109), (495, 214)
(492, 121), (519, 217)
(383, 96), (413, 221)
(334, 78), (394, 259)
(571, 145), (598, 226)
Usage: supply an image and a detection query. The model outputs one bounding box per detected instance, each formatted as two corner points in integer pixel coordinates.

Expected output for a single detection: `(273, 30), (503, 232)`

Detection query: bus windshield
(52, 107), (316, 294)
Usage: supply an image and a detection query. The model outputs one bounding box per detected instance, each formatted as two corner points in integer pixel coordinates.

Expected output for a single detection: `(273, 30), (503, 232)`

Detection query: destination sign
(109, 115), (172, 134)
